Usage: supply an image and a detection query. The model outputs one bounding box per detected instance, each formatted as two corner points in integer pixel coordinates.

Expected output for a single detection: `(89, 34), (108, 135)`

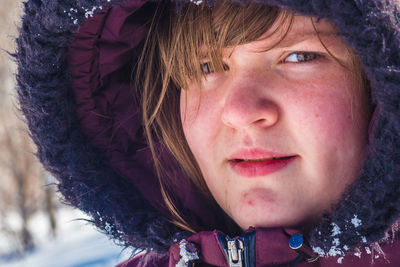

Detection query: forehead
(200, 14), (343, 58)
(281, 15), (337, 34)
(252, 15), (340, 50)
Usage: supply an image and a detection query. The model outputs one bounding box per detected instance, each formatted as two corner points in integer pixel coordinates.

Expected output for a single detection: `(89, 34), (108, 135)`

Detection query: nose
(221, 71), (280, 130)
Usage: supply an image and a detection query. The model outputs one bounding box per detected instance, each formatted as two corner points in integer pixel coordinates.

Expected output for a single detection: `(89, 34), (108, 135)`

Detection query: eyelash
(200, 52), (322, 74)
(283, 51), (322, 63)
(201, 62), (229, 74)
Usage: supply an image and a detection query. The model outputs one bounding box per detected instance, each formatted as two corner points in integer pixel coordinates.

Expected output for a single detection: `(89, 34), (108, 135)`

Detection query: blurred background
(0, 1), (130, 266)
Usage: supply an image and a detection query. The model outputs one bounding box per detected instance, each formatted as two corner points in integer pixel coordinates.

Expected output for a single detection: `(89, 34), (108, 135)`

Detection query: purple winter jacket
(15, 0), (400, 266)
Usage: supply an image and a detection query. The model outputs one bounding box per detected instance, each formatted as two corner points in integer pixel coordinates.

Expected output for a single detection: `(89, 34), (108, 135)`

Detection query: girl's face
(180, 15), (370, 230)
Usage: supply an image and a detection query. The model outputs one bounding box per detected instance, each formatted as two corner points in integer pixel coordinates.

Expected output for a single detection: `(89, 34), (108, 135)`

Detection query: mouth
(230, 156), (296, 162)
(228, 156), (297, 177)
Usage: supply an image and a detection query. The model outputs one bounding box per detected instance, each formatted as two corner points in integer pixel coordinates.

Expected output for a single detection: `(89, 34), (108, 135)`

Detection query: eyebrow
(267, 32), (339, 49)
(199, 32), (340, 59)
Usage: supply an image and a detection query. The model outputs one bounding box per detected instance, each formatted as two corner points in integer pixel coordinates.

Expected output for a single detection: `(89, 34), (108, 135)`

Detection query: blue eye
(284, 52), (321, 63)
(201, 62), (229, 74)
(201, 62), (214, 74)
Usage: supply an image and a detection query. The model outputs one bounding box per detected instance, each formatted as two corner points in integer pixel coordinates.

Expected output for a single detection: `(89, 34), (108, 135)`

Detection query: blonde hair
(134, 0), (369, 233)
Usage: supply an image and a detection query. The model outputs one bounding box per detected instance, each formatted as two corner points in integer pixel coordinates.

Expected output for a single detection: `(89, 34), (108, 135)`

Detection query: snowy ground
(0, 208), (133, 267)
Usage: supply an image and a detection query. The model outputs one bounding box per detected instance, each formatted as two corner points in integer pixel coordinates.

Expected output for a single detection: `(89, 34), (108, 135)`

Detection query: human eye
(283, 52), (322, 63)
(201, 62), (215, 74)
(200, 62), (229, 75)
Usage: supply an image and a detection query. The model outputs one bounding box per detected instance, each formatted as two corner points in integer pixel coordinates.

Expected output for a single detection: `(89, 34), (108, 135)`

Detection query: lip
(229, 148), (293, 161)
(228, 148), (297, 177)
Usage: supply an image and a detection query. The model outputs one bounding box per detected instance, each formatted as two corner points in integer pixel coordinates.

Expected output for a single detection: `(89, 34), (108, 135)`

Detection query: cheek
(180, 88), (222, 145)
(292, 74), (369, 195)
(312, 100), (352, 144)
(294, 75), (362, 146)
(180, 88), (234, 215)
(180, 89), (199, 127)
(180, 89), (222, 171)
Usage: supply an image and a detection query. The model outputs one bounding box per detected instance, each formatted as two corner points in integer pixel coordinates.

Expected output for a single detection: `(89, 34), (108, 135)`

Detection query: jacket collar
(168, 228), (400, 266)
(169, 228), (308, 266)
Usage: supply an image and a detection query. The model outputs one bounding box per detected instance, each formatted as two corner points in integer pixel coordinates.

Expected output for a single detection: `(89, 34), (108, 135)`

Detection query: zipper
(227, 238), (244, 267)
(217, 231), (315, 267)
(218, 232), (256, 267)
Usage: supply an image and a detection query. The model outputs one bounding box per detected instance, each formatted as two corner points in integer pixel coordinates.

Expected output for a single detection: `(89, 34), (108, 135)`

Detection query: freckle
(315, 113), (319, 118)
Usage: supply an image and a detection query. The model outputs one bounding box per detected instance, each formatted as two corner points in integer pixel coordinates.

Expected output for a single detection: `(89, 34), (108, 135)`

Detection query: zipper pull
(227, 238), (244, 267)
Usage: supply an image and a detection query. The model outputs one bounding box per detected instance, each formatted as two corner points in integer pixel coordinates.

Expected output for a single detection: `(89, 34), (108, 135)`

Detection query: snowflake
(331, 222), (342, 237)
(84, 6), (102, 18)
(332, 238), (340, 246)
(189, 0), (203, 5)
(105, 222), (113, 232)
(351, 214), (362, 228)
(312, 246), (326, 257)
(327, 246), (343, 257)
(176, 239), (199, 267)
(354, 251), (362, 258)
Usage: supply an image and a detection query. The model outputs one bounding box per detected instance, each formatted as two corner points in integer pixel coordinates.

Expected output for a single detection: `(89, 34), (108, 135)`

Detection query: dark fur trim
(15, 0), (188, 252)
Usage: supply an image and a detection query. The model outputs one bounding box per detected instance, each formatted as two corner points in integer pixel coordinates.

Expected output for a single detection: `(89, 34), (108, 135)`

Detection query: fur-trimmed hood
(15, 0), (400, 263)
